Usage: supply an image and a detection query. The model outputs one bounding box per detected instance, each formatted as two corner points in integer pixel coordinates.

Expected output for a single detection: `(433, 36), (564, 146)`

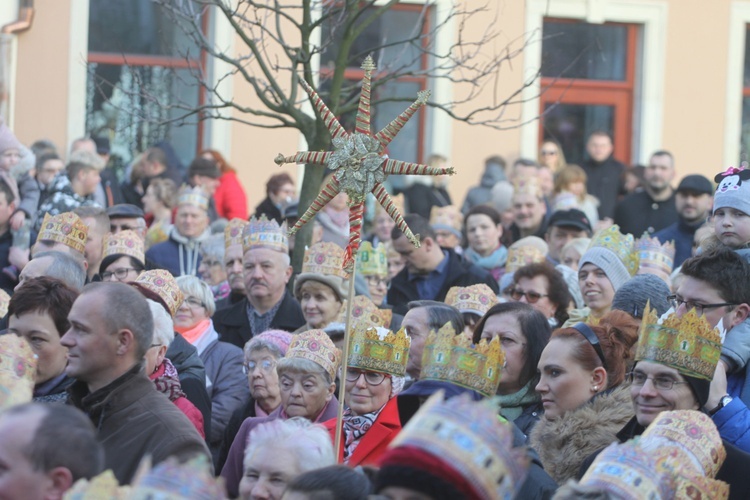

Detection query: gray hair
(33, 251), (86, 292)
(244, 339), (285, 361)
(277, 357), (332, 385)
(147, 299), (174, 347)
(175, 275), (216, 317)
(243, 417), (335, 473)
(200, 234), (225, 262)
(561, 237), (591, 261)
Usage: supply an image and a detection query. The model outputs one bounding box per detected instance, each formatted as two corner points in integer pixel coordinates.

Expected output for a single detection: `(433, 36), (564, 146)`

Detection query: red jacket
(214, 171), (248, 220)
(323, 397), (402, 466)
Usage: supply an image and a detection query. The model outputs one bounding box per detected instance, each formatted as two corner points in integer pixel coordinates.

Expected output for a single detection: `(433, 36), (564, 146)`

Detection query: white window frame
(724, 1), (750, 167)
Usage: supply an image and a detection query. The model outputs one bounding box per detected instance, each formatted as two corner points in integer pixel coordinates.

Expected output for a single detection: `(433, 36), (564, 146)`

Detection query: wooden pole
(333, 266), (357, 461)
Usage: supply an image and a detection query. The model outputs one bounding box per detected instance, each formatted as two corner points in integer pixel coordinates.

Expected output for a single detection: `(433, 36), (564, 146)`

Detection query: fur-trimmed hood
(529, 385), (634, 484)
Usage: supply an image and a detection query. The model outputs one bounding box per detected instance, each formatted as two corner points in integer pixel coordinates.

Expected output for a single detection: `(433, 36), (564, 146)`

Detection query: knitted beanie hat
(247, 329), (293, 356)
(612, 274), (671, 319)
(579, 225), (637, 292)
(579, 246), (631, 291)
(0, 119), (21, 154)
(714, 166), (750, 216)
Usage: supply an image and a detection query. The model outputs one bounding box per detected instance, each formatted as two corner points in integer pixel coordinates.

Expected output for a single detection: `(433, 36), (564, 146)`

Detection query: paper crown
(286, 329), (341, 381)
(635, 303), (722, 380)
(64, 470), (130, 499)
(337, 295), (392, 329)
(134, 269), (185, 317)
(356, 241), (388, 276)
(420, 322), (505, 398)
(429, 205), (462, 232)
(177, 184), (210, 211)
(348, 324), (410, 377)
(224, 218), (248, 249)
(512, 177), (543, 199)
(587, 225), (639, 276)
(635, 232), (675, 283)
(0, 288), (9, 318)
(389, 392), (529, 500)
(580, 440), (676, 500)
(446, 284), (499, 317)
(505, 245), (546, 273)
(302, 242), (349, 279)
(102, 230), (145, 263)
(0, 334), (37, 410)
(36, 212), (88, 254)
(243, 214), (289, 253)
(131, 456), (226, 500)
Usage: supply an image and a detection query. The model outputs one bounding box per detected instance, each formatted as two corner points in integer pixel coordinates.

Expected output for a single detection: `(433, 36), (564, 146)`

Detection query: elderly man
(73, 206), (109, 282)
(388, 214), (498, 316)
(145, 185), (211, 276)
(0, 403), (104, 499)
(213, 216), (304, 349)
(63, 282), (209, 484)
(106, 204), (147, 240)
(509, 178), (548, 242)
(16, 250), (86, 292)
(401, 300), (464, 380)
(216, 218), (248, 311)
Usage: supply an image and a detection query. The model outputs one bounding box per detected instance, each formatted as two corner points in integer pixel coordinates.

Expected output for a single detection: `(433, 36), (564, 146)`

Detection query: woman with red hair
(200, 149), (248, 220)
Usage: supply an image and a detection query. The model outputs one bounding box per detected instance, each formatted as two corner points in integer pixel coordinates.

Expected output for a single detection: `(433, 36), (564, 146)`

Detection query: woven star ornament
(275, 55), (456, 271)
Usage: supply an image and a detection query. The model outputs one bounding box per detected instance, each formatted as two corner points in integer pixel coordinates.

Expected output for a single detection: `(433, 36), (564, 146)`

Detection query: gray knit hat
(714, 166), (750, 216)
(612, 274), (670, 319)
(578, 225), (637, 292)
(579, 247), (631, 291)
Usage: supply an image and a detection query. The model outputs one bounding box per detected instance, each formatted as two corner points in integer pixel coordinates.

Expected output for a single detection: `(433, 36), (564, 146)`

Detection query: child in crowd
(552, 165), (600, 228)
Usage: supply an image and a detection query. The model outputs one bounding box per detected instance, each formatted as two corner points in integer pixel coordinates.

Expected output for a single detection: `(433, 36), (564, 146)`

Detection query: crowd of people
(1, 118), (750, 499)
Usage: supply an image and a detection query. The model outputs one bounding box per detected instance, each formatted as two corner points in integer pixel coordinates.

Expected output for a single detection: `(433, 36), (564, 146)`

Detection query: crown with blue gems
(348, 324), (410, 377)
(420, 322), (505, 398)
(224, 218), (248, 249)
(635, 232), (675, 284)
(389, 392), (529, 500)
(635, 303), (722, 380)
(587, 224), (639, 276)
(356, 241), (388, 276)
(243, 214), (289, 254)
(177, 184), (209, 211)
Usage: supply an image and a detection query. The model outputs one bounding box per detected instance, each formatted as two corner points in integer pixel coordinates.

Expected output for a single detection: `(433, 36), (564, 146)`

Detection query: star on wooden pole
(275, 55), (455, 271)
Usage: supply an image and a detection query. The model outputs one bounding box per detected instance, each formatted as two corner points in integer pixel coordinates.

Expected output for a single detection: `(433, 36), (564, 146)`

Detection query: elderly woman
(7, 276), (77, 403)
(174, 276), (249, 463)
(473, 302), (551, 436)
(144, 299), (204, 437)
(239, 417), (335, 500)
(98, 230), (146, 283)
(323, 326), (408, 465)
(221, 329), (340, 497)
(530, 311), (639, 484)
(510, 262), (572, 327)
(294, 242), (348, 332)
(197, 234), (230, 301)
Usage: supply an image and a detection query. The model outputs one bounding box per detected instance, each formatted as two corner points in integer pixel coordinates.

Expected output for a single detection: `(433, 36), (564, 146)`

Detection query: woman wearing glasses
(529, 311), (639, 484)
(98, 229), (146, 283)
(509, 262), (572, 327)
(175, 275), (249, 467)
(538, 139), (567, 173)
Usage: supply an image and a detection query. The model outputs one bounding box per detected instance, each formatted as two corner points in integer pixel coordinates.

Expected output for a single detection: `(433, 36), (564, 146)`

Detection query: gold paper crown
(36, 212), (88, 254)
(286, 329), (341, 381)
(505, 245), (546, 273)
(302, 242), (349, 279)
(390, 393), (529, 499)
(243, 214), (289, 253)
(421, 322), (505, 398)
(587, 225), (639, 276)
(134, 269), (185, 317)
(445, 284), (499, 316)
(337, 295), (392, 329)
(635, 232), (675, 282)
(356, 241), (388, 277)
(0, 288), (9, 318)
(635, 303), (722, 380)
(0, 334), (37, 410)
(131, 456), (226, 500)
(512, 177), (543, 199)
(348, 324), (410, 377)
(64, 470), (130, 499)
(429, 205), (462, 231)
(177, 184), (210, 211)
(224, 218), (248, 249)
(102, 230), (145, 263)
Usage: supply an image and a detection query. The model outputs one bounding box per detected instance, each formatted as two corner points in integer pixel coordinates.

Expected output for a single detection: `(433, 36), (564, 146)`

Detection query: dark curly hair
(512, 262), (572, 326)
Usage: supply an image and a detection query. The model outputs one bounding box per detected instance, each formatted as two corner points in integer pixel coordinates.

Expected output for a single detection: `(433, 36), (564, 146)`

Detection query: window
(740, 26), (750, 166)
(539, 20), (639, 165)
(86, 0), (205, 167)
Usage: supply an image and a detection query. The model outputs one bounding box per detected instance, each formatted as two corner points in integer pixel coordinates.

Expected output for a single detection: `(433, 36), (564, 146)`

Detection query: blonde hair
(554, 165), (589, 201)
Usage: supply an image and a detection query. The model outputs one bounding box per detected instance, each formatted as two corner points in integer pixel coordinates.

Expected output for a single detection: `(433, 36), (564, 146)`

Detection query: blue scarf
(464, 245), (508, 281)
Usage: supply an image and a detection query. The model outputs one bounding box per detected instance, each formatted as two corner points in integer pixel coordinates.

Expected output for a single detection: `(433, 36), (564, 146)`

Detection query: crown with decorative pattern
(286, 329), (341, 381)
(586, 224), (640, 276)
(0, 333), (37, 410)
(177, 184), (209, 211)
(102, 230), (145, 263)
(301, 242), (349, 279)
(505, 245), (546, 273)
(131, 456), (226, 500)
(389, 392), (529, 500)
(635, 303), (721, 380)
(0, 288), (9, 318)
(635, 232), (675, 284)
(420, 322), (505, 398)
(337, 295), (392, 329)
(64, 470), (130, 499)
(348, 324), (410, 377)
(243, 214), (289, 254)
(445, 284), (499, 317)
(36, 212), (88, 254)
(224, 218), (249, 249)
(430, 205), (463, 235)
(512, 177), (543, 200)
(134, 269), (184, 317)
(356, 241), (388, 276)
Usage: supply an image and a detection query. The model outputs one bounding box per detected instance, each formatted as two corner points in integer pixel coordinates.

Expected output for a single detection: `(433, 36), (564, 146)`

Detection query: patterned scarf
(342, 404), (386, 461)
(246, 297), (283, 335)
(150, 359), (187, 402)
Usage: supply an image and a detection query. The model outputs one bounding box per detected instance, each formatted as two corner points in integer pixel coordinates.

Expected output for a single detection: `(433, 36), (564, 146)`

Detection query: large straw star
(275, 56), (455, 271)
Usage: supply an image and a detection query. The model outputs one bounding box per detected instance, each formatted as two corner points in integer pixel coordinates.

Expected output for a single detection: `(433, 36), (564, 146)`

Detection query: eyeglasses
(666, 294), (736, 316)
(182, 297), (206, 309)
(541, 150), (558, 156)
(101, 268), (138, 281)
(510, 289), (548, 304)
(345, 369), (390, 386)
(365, 275), (389, 287)
(243, 359), (276, 375)
(626, 371), (690, 391)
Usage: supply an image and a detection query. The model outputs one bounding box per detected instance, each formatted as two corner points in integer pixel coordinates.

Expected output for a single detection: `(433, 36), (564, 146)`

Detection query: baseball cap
(546, 208), (592, 233)
(676, 175), (713, 195)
